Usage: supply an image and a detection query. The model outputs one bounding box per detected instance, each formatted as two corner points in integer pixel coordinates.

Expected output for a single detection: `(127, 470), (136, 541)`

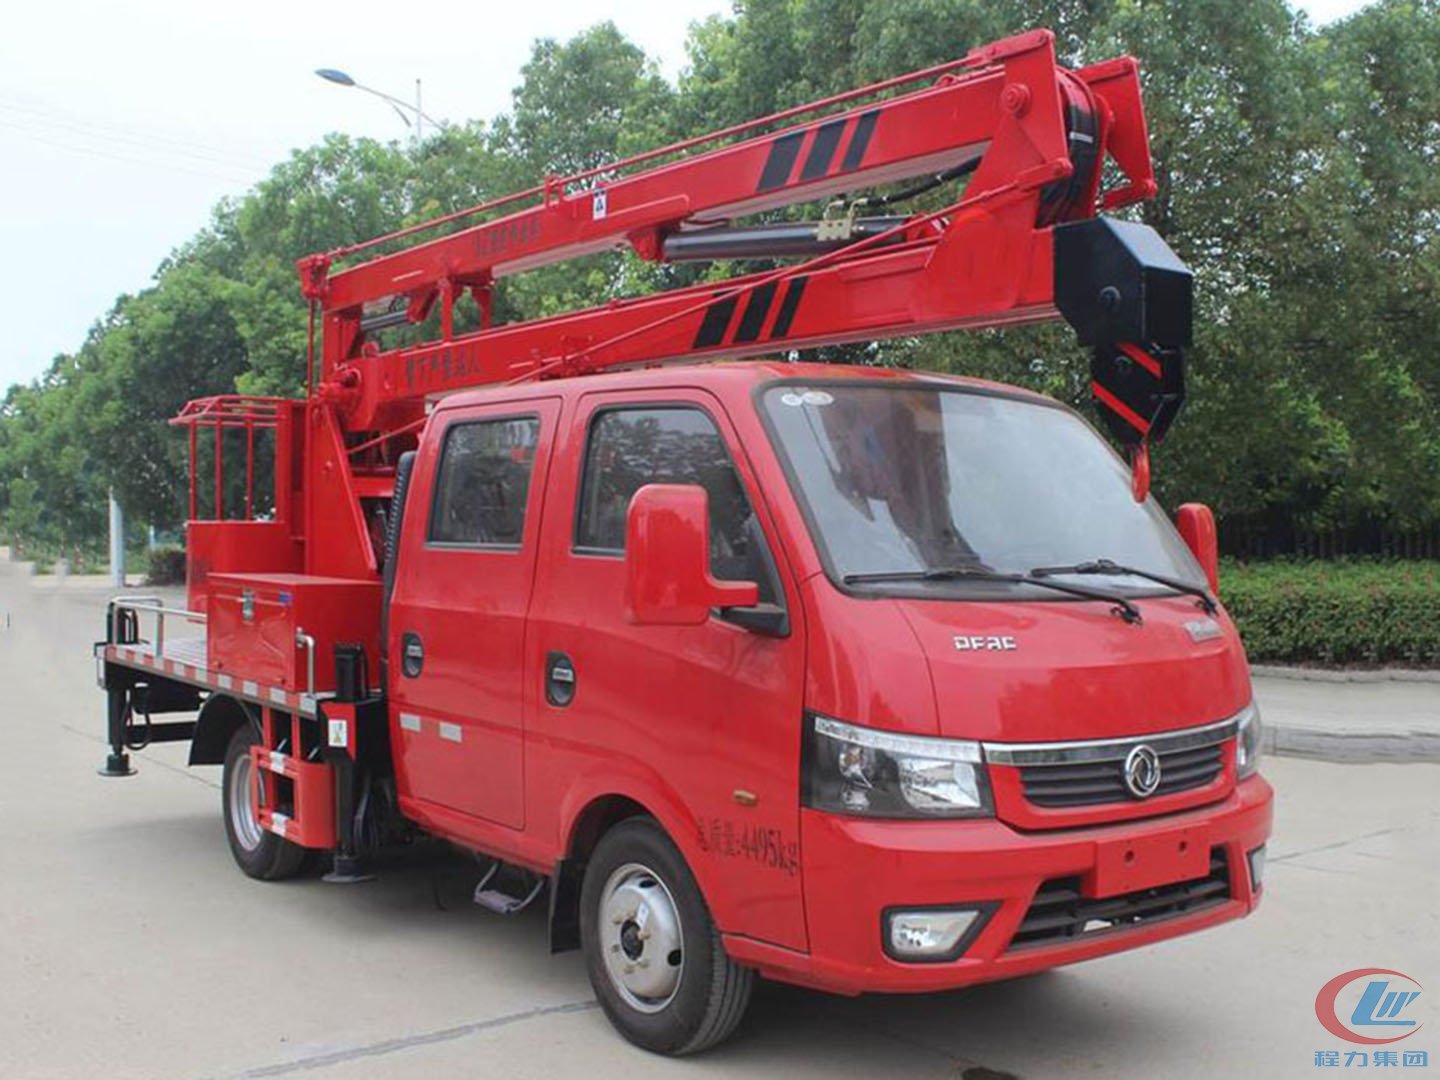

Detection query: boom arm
(299, 32), (1185, 430)
(262, 29), (1190, 580)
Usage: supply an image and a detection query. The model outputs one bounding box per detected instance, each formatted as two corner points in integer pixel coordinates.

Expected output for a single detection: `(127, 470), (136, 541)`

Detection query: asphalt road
(1, 576), (1436, 1080)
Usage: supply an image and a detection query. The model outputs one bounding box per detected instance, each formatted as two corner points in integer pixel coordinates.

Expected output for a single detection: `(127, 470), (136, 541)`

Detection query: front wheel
(221, 724), (308, 880)
(580, 818), (753, 1055)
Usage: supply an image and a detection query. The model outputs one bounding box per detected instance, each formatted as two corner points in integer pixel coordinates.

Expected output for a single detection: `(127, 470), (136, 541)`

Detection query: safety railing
(106, 596), (317, 697)
(295, 630), (317, 699)
(106, 596), (206, 660)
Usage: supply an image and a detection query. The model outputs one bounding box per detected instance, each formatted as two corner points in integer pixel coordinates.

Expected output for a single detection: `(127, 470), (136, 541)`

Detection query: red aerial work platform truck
(97, 29), (1272, 1055)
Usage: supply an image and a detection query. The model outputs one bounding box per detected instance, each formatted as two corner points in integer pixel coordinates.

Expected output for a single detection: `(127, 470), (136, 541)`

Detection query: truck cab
(383, 359), (1271, 1050)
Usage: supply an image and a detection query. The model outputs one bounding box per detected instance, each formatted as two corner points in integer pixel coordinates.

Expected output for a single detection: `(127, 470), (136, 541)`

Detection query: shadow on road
(113, 833), (1174, 1078)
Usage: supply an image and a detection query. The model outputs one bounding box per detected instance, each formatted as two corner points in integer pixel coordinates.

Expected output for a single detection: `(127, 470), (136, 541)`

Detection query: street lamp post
(315, 68), (442, 139)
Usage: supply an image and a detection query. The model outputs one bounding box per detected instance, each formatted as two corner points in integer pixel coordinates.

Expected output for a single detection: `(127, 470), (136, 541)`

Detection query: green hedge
(145, 546), (187, 586)
(1221, 559), (1440, 668)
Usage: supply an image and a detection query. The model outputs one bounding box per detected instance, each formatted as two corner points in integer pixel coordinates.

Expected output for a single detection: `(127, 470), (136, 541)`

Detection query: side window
(429, 416), (540, 546)
(576, 406), (774, 600)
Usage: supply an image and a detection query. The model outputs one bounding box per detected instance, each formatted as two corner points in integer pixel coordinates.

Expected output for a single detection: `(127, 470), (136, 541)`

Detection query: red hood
(804, 579), (1252, 743)
(898, 593), (1253, 741)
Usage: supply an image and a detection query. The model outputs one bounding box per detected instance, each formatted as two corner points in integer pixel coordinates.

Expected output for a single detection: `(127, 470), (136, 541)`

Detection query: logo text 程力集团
(1313, 969), (1428, 1070)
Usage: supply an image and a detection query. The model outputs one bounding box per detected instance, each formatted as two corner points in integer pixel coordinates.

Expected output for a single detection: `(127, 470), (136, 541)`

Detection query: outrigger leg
(98, 685), (135, 777)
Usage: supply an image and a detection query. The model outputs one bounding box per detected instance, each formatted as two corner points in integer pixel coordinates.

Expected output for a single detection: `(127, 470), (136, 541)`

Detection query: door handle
(545, 651), (576, 707)
(401, 632), (424, 678)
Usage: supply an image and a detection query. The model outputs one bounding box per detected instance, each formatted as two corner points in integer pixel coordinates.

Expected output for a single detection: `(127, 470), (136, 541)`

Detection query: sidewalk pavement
(1252, 674), (1440, 764)
(4, 550), (1435, 764)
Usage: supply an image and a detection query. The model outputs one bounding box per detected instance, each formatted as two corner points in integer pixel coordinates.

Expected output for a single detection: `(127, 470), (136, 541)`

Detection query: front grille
(1020, 742), (1224, 807)
(1008, 847), (1231, 950)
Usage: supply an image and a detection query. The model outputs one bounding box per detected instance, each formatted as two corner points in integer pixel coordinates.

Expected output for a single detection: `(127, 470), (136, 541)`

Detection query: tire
(580, 817), (753, 1055)
(221, 724), (308, 881)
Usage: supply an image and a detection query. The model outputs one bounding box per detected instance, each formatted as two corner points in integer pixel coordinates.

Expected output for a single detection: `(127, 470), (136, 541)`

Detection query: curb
(1262, 723), (1440, 765)
(30, 575), (136, 590)
(1251, 664), (1440, 684)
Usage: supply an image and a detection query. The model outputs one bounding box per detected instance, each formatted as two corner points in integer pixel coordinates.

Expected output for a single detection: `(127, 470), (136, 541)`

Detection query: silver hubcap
(229, 752), (264, 852)
(599, 862), (684, 1013)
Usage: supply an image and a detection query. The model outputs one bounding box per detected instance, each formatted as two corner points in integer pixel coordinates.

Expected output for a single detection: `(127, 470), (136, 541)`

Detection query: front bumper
(723, 775), (1272, 995)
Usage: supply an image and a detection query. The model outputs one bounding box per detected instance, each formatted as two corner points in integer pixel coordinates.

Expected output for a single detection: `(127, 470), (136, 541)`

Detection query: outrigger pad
(1091, 342), (1185, 448)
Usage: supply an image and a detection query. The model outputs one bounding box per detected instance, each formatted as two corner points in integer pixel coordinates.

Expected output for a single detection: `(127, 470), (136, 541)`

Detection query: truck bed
(97, 634), (321, 718)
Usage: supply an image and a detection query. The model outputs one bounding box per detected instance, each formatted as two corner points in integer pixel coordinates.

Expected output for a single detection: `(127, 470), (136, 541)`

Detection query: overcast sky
(0, 0), (1369, 391)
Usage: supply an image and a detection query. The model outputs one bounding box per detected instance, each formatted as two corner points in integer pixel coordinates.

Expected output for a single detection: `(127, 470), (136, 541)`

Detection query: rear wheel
(222, 725), (307, 880)
(580, 818), (753, 1055)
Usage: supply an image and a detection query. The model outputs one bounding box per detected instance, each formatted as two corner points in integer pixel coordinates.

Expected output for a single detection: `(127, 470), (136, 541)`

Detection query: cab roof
(435, 360), (1057, 412)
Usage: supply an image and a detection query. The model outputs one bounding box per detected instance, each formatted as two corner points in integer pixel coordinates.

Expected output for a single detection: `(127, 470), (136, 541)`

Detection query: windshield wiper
(841, 566), (1143, 624)
(1029, 558), (1217, 614)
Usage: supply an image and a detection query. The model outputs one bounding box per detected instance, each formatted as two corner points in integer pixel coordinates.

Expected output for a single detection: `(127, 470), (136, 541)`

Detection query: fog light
(883, 906), (993, 963)
(1248, 844), (1267, 891)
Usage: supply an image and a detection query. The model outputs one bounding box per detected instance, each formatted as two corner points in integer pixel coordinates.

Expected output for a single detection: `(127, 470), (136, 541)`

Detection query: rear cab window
(429, 416), (540, 547)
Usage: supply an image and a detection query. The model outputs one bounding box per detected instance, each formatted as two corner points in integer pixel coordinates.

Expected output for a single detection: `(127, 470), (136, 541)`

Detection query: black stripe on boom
(770, 277), (808, 339)
(758, 132), (805, 191)
(800, 120), (847, 181)
(693, 295), (739, 349)
(840, 110), (880, 172)
(735, 282), (778, 343)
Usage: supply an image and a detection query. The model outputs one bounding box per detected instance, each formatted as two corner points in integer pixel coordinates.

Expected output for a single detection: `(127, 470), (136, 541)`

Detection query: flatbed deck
(97, 598), (323, 718)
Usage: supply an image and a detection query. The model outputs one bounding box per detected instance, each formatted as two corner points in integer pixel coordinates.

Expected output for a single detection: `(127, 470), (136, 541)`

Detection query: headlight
(1235, 701), (1263, 779)
(803, 715), (993, 818)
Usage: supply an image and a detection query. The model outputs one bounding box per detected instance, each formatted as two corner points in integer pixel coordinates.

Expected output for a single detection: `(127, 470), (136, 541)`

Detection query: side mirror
(1175, 503), (1219, 594)
(625, 484), (760, 625)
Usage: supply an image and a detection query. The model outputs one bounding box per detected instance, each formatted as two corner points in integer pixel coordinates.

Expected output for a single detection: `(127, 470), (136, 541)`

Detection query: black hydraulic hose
(864, 157), (980, 208)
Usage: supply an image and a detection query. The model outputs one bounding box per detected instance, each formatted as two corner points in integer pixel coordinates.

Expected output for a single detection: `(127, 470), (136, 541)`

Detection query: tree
(1, 3), (1437, 555)
(510, 22), (675, 175)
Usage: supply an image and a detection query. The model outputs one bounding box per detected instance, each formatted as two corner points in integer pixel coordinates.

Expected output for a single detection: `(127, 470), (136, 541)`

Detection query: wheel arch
(549, 773), (723, 955)
(189, 694), (260, 766)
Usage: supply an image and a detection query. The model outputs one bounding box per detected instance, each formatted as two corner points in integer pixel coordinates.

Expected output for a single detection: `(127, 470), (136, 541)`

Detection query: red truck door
(525, 388), (809, 950)
(388, 398), (561, 830)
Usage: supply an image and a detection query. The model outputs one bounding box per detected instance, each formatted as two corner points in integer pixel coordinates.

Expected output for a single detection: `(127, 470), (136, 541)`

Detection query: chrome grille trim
(982, 716), (1238, 766)
(1020, 742), (1224, 806)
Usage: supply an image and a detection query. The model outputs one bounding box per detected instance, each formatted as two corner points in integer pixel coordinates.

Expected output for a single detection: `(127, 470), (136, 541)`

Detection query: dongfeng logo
(1123, 744), (1162, 797)
(1316, 969), (1424, 1045)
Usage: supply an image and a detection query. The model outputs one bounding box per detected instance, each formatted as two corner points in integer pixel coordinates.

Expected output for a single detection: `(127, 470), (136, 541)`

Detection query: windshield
(759, 382), (1205, 596)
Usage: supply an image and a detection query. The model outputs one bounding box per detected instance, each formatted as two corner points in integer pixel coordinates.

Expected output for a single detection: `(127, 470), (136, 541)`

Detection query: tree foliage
(2, 0), (1436, 557)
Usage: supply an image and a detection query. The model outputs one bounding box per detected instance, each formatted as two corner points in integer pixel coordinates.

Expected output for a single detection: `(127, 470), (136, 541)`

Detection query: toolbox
(206, 573), (380, 694)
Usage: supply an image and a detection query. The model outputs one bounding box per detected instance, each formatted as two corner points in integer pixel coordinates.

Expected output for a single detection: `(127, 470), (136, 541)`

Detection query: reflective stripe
(438, 721), (462, 743)
(106, 648), (321, 717)
(399, 712), (422, 733)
